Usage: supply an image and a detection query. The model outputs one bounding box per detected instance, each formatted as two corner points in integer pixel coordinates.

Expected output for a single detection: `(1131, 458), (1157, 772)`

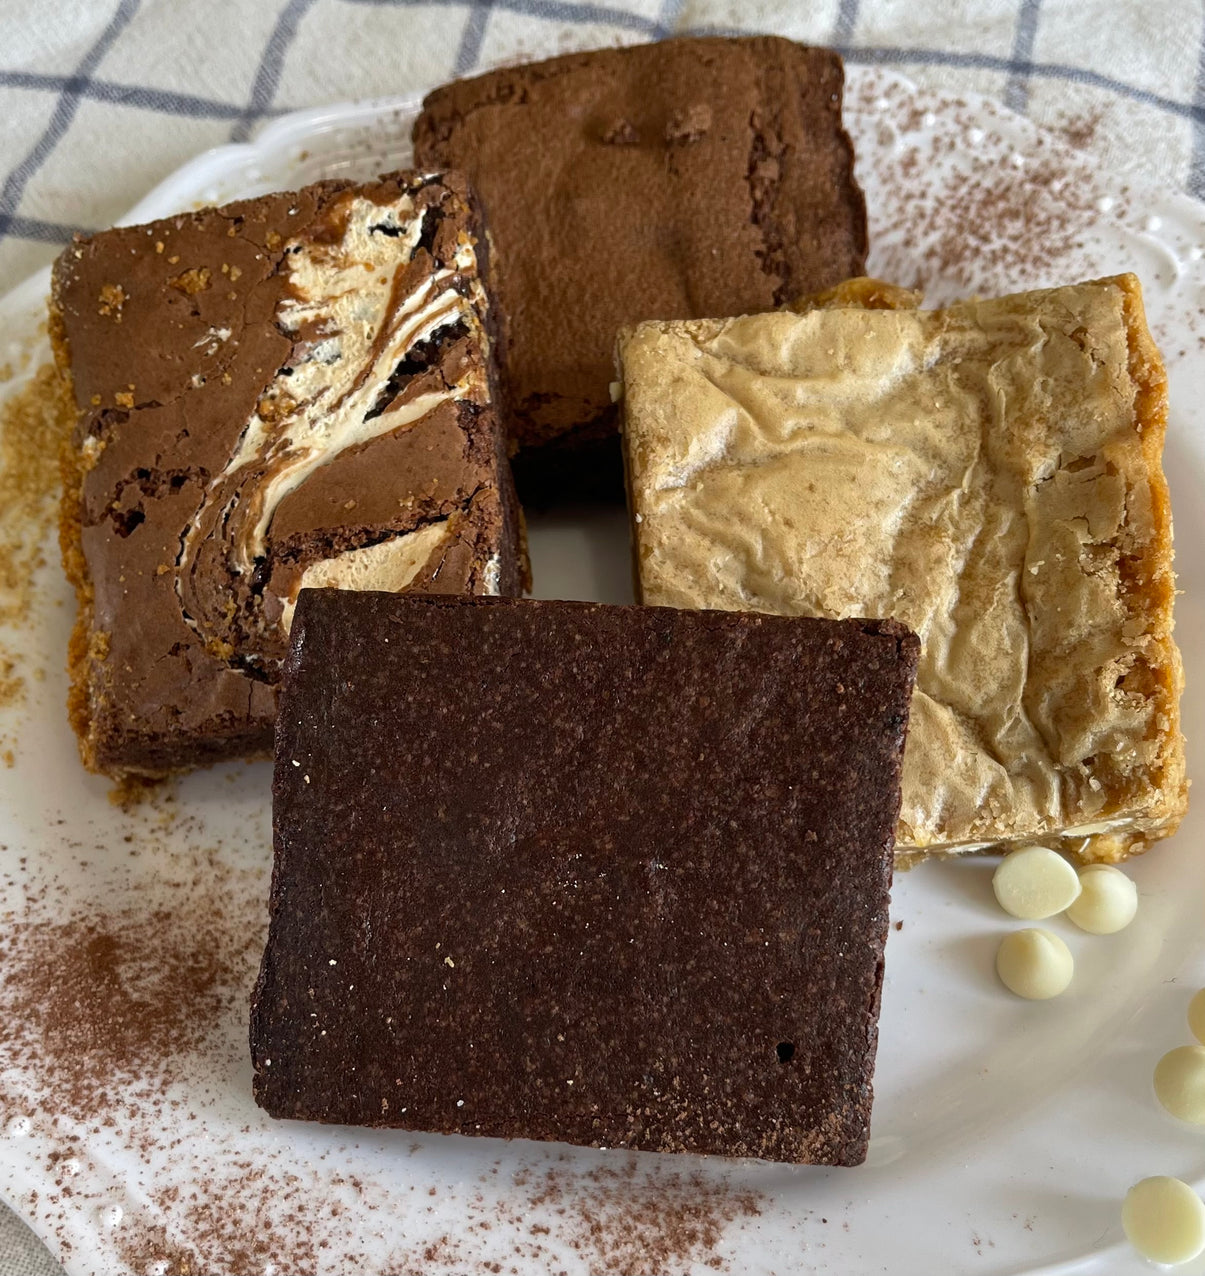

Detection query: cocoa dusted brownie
(413, 36), (867, 501)
(51, 171), (523, 779)
(250, 592), (919, 1165)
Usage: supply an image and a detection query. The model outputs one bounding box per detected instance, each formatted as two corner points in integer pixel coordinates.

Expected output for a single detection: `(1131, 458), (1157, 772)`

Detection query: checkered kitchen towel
(2, 0), (1205, 1270)
(2, 0), (1205, 298)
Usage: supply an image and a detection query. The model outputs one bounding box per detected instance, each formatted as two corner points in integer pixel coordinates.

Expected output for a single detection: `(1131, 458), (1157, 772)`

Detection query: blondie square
(619, 275), (1186, 861)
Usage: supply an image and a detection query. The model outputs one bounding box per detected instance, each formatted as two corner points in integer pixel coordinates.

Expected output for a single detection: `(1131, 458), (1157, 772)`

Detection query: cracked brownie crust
(413, 36), (867, 500)
(52, 171), (522, 779)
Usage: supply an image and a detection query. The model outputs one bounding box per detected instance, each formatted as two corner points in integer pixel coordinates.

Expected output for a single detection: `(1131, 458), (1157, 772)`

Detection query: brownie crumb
(0, 363), (75, 715)
(666, 104), (712, 143)
(96, 284), (125, 318)
(108, 772), (170, 808)
(168, 267), (211, 294)
(601, 119), (638, 145)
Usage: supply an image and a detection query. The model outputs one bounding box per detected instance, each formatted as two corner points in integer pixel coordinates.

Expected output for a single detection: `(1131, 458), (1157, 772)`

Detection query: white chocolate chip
(1154, 1045), (1205, 1125)
(608, 380), (622, 403)
(1188, 988), (1205, 1046)
(995, 928), (1073, 1000)
(991, 846), (1080, 920)
(1065, 864), (1137, 934)
(1122, 1177), (1205, 1265)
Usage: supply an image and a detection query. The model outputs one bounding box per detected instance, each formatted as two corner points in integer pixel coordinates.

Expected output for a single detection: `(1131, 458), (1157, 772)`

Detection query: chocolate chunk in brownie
(52, 171), (523, 779)
(251, 592), (918, 1165)
(413, 36), (867, 502)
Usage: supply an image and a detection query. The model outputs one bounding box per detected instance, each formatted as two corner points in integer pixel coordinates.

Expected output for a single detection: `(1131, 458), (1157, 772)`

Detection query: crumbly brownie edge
(465, 220), (527, 592)
(48, 293), (102, 773)
(746, 47), (868, 306)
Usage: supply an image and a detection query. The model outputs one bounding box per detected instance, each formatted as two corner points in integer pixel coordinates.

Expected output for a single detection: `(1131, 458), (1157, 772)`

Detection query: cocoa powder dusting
(1053, 108), (1103, 152)
(921, 151), (1092, 285)
(6, 914), (230, 1118)
(852, 77), (1104, 301)
(114, 1185), (320, 1276)
(108, 1149), (763, 1275)
(5, 783), (767, 1276)
(1, 853), (264, 1121)
(515, 1161), (763, 1274)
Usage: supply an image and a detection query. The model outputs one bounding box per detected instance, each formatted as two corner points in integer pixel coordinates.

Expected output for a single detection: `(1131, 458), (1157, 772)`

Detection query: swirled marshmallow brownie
(52, 172), (522, 778)
(618, 275), (1186, 862)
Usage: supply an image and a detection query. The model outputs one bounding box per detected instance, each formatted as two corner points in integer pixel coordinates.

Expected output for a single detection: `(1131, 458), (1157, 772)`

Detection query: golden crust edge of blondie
(786, 275), (924, 313)
(1108, 271), (1188, 851)
(894, 816), (1183, 870)
(896, 273), (1188, 865)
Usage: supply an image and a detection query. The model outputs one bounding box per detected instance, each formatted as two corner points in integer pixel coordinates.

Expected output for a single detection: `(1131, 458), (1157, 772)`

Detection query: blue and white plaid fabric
(2, 0), (1205, 296)
(2, 0), (1204, 1270)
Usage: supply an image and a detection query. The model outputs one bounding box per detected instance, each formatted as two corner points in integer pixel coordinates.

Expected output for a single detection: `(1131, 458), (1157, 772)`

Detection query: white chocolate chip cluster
(985, 845), (1205, 1268)
(989, 846), (1137, 1001)
(986, 853), (1205, 1264)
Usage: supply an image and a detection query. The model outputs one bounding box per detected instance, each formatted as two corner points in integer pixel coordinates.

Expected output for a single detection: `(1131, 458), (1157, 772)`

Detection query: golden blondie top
(619, 275), (1186, 859)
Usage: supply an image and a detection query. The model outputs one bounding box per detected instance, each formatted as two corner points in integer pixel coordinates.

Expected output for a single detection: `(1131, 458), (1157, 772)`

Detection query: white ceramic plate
(1, 66), (1203, 1276)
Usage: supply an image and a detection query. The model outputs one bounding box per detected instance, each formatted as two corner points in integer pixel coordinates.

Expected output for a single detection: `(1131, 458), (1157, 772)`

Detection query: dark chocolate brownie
(413, 36), (868, 502)
(250, 592), (918, 1165)
(52, 171), (523, 779)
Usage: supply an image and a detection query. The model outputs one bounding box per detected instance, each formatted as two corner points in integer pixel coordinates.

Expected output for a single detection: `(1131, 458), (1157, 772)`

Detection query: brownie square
(413, 36), (867, 500)
(51, 171), (523, 779)
(618, 274), (1187, 863)
(250, 592), (918, 1165)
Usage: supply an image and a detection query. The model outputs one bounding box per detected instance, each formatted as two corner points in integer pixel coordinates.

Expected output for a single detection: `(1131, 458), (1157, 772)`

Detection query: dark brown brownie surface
(251, 592), (917, 1165)
(52, 171), (522, 778)
(413, 36), (868, 501)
